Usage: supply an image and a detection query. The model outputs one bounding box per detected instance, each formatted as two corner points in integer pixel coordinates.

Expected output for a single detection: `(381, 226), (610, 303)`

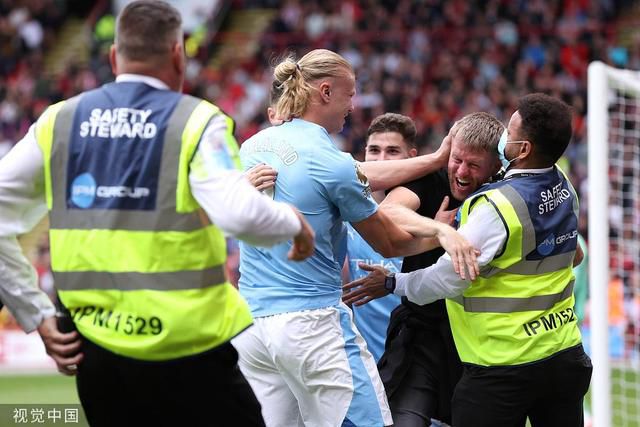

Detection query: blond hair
(453, 112), (504, 153)
(273, 49), (353, 121)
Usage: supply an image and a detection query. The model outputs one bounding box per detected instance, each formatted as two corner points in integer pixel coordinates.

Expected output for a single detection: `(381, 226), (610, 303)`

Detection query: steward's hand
(435, 225), (480, 281)
(342, 263), (390, 306)
(245, 163), (277, 192)
(37, 316), (83, 376)
(288, 208), (315, 261)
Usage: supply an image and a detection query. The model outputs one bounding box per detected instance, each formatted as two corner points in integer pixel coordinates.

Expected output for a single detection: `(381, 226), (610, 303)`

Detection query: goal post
(588, 61), (640, 427)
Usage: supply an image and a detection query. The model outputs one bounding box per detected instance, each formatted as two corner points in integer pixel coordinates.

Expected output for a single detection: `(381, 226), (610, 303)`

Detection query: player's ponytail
(274, 56), (311, 121)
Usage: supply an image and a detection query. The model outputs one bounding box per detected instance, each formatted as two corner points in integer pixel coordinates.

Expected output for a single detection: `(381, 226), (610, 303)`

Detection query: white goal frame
(588, 60), (640, 427)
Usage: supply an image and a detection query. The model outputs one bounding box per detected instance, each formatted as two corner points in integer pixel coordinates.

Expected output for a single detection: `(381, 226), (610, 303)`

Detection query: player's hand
(342, 263), (390, 306)
(434, 126), (457, 167)
(37, 316), (83, 376)
(435, 225), (480, 281)
(245, 163), (277, 192)
(434, 196), (458, 226)
(288, 208), (315, 261)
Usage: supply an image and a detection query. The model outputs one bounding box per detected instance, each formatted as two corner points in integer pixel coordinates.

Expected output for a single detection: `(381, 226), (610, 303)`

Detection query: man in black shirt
(377, 112), (504, 426)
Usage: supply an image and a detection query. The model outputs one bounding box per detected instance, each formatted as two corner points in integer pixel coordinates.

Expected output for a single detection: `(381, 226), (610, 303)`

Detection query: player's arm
(351, 210), (418, 258)
(359, 153), (446, 192)
(191, 114), (313, 260)
(351, 210), (478, 280)
(359, 131), (452, 192)
(378, 202), (441, 241)
(345, 201), (503, 306)
(381, 183), (458, 235)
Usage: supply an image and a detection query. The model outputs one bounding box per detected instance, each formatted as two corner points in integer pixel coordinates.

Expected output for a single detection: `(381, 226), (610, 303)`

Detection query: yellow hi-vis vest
(446, 171), (582, 366)
(35, 94), (252, 361)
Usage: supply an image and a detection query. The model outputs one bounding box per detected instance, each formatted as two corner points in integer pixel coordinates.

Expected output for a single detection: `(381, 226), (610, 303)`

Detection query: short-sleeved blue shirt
(346, 224), (402, 362)
(238, 119), (378, 317)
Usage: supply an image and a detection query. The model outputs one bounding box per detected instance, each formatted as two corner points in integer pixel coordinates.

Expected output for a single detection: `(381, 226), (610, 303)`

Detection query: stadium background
(0, 0), (638, 425)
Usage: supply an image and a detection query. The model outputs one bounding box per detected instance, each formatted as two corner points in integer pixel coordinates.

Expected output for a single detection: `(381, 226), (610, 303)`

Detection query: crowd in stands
(1, 0), (639, 352)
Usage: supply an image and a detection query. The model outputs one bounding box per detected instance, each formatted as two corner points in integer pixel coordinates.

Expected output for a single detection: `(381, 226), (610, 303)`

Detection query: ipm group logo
(70, 172), (151, 209)
(71, 173), (97, 208)
(537, 234), (555, 256)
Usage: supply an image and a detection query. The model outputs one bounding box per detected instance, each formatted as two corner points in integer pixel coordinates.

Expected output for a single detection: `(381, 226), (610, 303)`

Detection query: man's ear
(172, 42), (185, 75)
(319, 81), (331, 103)
(409, 148), (418, 158)
(109, 44), (118, 75)
(520, 140), (533, 159)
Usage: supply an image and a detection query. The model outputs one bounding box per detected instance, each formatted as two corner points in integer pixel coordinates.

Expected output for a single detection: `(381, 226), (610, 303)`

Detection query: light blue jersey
(346, 224), (402, 362)
(239, 119), (378, 317)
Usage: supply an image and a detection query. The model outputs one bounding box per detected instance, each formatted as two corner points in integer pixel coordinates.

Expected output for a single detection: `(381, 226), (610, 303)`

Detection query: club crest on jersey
(355, 162), (372, 198)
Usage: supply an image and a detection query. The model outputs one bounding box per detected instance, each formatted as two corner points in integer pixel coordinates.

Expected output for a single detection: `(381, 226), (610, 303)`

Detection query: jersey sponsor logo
(79, 108), (157, 139)
(70, 172), (150, 209)
(538, 182), (571, 214)
(522, 307), (576, 336)
(349, 258), (400, 273)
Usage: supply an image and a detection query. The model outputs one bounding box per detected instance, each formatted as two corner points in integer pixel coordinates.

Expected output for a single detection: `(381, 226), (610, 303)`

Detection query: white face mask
(497, 129), (510, 169)
(497, 129), (525, 173)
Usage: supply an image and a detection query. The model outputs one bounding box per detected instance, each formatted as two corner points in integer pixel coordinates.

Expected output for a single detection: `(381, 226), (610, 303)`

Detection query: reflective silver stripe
(481, 252), (576, 277)
(49, 95), (211, 231)
(451, 280), (575, 313)
(479, 185), (575, 278)
(556, 167), (579, 217)
(155, 95), (203, 221)
(54, 266), (226, 291)
(49, 210), (204, 231)
(50, 95), (80, 216)
(500, 185), (536, 255)
(503, 252), (575, 275)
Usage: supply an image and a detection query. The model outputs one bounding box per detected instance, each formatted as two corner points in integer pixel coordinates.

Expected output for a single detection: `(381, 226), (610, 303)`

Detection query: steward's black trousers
(452, 344), (593, 427)
(76, 337), (265, 427)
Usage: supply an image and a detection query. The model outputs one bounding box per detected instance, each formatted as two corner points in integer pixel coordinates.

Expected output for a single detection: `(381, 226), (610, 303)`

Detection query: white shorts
(232, 302), (392, 427)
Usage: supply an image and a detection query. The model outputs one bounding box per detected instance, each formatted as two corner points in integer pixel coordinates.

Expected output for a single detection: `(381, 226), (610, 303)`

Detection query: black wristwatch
(384, 272), (396, 294)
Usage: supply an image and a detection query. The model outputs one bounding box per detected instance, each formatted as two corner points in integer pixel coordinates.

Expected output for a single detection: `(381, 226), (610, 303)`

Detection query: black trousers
(378, 308), (462, 426)
(76, 337), (265, 427)
(452, 345), (593, 427)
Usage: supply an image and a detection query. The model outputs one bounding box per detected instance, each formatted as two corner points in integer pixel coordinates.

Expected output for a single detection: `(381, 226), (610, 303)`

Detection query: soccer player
(232, 49), (478, 427)
(346, 112), (418, 362)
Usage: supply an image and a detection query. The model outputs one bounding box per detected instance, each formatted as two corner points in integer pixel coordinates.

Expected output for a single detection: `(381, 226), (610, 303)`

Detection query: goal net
(588, 61), (640, 427)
